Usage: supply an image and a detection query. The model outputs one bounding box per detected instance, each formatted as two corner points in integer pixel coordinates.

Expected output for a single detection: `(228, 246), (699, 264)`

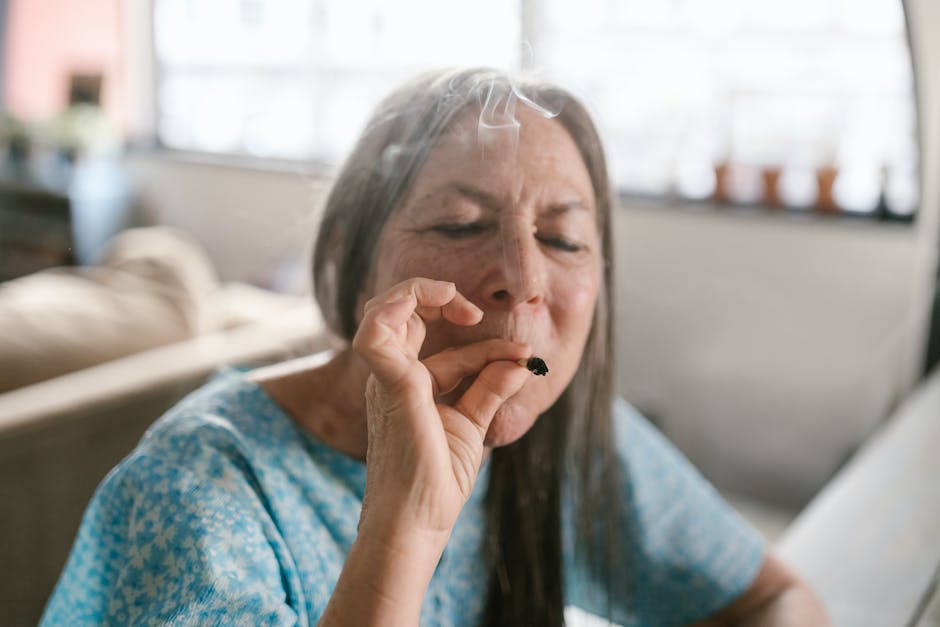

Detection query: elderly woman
(42, 68), (827, 626)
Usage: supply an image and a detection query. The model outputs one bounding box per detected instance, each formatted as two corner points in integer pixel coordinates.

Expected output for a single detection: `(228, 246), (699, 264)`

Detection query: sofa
(0, 226), (331, 625)
(0, 300), (329, 625)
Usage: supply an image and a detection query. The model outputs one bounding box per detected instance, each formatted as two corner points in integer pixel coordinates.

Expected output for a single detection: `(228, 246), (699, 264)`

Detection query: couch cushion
(0, 227), (219, 392)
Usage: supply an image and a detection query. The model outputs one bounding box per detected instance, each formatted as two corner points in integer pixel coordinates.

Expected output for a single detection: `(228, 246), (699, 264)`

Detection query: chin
(483, 400), (541, 447)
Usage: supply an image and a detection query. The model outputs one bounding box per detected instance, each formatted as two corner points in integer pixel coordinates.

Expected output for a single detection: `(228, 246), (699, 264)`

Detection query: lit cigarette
(517, 357), (548, 376)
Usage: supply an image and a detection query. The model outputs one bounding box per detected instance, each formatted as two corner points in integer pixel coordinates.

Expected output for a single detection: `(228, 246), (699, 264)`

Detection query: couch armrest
(0, 303), (325, 440)
(0, 303), (330, 625)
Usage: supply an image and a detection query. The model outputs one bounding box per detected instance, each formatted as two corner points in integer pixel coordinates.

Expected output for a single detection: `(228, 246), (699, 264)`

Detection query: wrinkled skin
(362, 107), (602, 448)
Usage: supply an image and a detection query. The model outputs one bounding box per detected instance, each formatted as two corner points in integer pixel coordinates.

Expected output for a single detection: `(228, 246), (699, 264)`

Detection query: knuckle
(405, 277), (425, 293)
(351, 325), (383, 357)
(453, 397), (479, 427)
(362, 295), (382, 314)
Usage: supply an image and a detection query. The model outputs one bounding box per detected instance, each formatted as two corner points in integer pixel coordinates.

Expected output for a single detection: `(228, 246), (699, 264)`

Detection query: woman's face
(367, 106), (602, 447)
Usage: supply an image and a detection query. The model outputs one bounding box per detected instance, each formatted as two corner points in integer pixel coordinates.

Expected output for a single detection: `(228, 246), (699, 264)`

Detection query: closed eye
(537, 235), (583, 252)
(431, 223), (489, 237)
(432, 224), (584, 252)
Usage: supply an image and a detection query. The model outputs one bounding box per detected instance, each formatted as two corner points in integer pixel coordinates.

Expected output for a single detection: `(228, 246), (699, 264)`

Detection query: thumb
(453, 360), (531, 438)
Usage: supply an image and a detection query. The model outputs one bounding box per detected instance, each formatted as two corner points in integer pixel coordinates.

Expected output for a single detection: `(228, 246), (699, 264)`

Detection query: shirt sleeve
(566, 399), (766, 626)
(41, 450), (301, 627)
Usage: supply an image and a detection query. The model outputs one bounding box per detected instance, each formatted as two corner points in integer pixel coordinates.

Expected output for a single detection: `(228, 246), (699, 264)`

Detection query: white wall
(124, 154), (329, 292)
(614, 203), (919, 506)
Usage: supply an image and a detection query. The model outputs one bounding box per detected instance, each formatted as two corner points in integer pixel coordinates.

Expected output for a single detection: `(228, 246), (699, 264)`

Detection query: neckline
(224, 366), (493, 506)
(227, 367), (369, 488)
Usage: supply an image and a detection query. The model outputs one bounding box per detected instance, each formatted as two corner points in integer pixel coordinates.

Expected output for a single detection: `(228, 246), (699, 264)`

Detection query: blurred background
(0, 1), (939, 625)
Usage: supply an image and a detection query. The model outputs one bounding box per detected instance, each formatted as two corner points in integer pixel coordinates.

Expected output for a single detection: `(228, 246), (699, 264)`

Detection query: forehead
(407, 107), (595, 202)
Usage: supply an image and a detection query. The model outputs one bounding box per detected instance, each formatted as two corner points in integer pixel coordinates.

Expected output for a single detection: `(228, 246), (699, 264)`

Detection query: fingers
(353, 294), (421, 383)
(363, 278), (482, 326)
(370, 293), (417, 329)
(423, 339), (531, 396)
(354, 278), (482, 385)
(453, 360), (531, 436)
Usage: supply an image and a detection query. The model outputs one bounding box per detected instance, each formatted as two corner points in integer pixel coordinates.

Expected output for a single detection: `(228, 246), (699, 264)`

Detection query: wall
(3, 0), (124, 125)
(124, 153), (329, 292)
(614, 203), (918, 506)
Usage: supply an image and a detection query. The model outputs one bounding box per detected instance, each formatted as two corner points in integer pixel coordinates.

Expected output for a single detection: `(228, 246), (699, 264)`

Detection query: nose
(478, 224), (545, 309)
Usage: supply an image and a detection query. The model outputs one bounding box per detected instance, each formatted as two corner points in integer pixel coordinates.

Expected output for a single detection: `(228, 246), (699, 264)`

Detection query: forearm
(737, 583), (829, 627)
(318, 525), (449, 627)
(692, 551), (830, 627)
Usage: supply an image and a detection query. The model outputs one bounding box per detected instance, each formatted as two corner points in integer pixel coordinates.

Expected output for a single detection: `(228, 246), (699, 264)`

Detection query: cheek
(373, 240), (480, 292)
(370, 239), (447, 298)
(535, 268), (599, 390)
(550, 266), (600, 340)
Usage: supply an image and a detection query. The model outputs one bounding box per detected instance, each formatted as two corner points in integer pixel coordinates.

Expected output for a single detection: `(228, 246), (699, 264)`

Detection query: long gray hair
(313, 67), (621, 626)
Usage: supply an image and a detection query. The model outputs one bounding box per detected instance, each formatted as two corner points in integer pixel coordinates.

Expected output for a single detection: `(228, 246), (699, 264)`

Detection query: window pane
(154, 0), (518, 162)
(155, 0), (312, 67)
(539, 0), (918, 214)
(153, 0), (918, 216)
(159, 72), (315, 158)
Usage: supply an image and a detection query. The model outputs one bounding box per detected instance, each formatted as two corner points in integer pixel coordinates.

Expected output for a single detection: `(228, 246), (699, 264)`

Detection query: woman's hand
(323, 277), (529, 626)
(351, 277), (531, 548)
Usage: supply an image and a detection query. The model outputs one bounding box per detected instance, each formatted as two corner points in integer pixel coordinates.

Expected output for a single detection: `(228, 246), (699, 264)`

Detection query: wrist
(356, 516), (451, 563)
(321, 524), (448, 627)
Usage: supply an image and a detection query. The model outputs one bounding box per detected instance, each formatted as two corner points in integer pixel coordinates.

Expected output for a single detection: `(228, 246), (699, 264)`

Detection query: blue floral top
(41, 369), (764, 626)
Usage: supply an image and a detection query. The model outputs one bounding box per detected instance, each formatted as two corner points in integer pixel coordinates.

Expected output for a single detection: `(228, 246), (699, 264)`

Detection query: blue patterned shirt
(42, 369), (764, 626)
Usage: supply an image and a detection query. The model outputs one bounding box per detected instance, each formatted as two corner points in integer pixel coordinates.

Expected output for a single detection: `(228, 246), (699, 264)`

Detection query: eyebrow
(423, 182), (591, 214)
(452, 183), (501, 211)
(545, 200), (590, 215)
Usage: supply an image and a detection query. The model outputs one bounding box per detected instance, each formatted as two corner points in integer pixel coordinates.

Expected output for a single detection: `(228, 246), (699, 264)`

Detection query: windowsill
(617, 192), (917, 227)
(123, 145), (336, 179)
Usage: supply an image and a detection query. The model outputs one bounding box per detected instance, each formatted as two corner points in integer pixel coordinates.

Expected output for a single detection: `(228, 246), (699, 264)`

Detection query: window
(155, 0), (518, 161)
(154, 0), (918, 217)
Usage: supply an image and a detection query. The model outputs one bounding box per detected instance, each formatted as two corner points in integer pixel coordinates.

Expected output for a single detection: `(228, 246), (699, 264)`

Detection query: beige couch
(0, 286), (328, 626)
(0, 226), (315, 393)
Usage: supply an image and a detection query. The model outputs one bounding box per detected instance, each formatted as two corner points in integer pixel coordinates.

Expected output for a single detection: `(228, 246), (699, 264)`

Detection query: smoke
(476, 74), (564, 155)
(372, 72), (568, 185)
